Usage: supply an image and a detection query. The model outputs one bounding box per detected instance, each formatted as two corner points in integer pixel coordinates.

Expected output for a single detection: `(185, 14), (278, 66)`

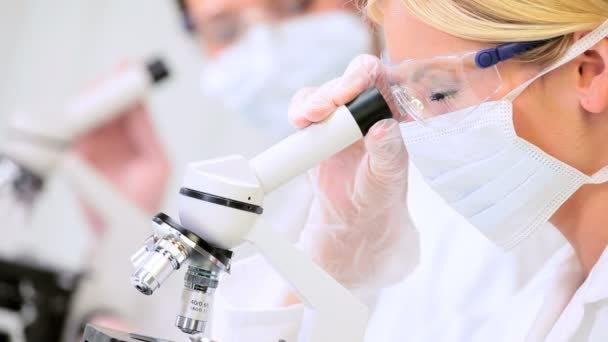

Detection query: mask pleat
(450, 149), (539, 217)
(428, 146), (522, 203)
(470, 165), (580, 246)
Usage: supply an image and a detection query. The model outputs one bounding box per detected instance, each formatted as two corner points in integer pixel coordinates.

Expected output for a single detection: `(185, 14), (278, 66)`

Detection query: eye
(430, 89), (458, 102)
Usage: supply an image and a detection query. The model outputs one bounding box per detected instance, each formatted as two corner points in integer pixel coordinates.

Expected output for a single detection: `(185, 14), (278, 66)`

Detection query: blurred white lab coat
(208, 166), (608, 342)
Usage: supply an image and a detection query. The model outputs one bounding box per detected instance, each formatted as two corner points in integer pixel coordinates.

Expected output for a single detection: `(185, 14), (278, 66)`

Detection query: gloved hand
(288, 55), (417, 290)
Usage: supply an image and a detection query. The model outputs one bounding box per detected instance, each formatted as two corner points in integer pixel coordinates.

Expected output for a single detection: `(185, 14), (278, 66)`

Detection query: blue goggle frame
(475, 40), (551, 68)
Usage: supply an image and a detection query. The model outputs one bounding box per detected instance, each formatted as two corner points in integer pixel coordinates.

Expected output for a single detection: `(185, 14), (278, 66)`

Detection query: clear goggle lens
(385, 52), (503, 127)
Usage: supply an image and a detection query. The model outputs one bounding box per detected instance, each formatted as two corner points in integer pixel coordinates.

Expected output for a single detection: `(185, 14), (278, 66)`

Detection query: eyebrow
(410, 63), (460, 83)
(205, 11), (233, 25)
(411, 67), (427, 83)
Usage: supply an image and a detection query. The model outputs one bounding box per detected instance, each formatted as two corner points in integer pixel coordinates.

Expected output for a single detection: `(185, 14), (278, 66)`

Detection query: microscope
(84, 86), (393, 342)
(0, 58), (169, 342)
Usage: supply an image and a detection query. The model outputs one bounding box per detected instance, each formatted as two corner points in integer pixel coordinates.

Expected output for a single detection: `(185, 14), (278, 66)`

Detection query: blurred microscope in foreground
(0, 58), (169, 221)
(0, 58), (170, 342)
(0, 259), (80, 342)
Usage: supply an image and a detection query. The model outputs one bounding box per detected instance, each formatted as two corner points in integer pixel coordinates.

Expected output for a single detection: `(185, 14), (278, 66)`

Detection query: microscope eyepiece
(146, 58), (170, 84)
(345, 87), (392, 136)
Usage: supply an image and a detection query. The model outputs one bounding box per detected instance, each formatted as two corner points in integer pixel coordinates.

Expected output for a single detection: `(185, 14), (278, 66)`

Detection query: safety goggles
(384, 40), (549, 127)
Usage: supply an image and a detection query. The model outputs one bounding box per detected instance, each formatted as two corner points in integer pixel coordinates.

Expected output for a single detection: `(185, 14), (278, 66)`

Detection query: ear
(576, 33), (608, 114)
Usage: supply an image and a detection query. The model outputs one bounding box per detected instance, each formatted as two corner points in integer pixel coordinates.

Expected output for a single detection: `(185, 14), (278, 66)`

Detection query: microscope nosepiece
(129, 213), (232, 337)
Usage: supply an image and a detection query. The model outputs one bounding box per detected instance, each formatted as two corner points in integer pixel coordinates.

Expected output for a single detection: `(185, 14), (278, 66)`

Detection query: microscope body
(130, 88), (392, 341)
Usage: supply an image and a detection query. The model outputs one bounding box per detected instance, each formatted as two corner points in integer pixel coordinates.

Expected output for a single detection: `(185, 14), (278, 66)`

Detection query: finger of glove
(288, 54), (383, 129)
(353, 119), (409, 211)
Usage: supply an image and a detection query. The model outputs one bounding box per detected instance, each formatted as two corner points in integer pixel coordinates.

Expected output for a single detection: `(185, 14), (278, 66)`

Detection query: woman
(212, 0), (608, 340)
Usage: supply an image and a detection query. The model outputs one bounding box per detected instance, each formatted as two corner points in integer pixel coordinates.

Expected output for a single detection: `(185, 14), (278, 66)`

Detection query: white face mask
(400, 21), (608, 250)
(200, 11), (372, 139)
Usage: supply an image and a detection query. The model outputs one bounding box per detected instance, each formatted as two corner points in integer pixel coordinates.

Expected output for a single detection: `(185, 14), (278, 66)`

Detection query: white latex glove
(288, 55), (418, 290)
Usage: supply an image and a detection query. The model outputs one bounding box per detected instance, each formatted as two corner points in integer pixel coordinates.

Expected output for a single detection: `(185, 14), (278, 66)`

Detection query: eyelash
(430, 89), (459, 102)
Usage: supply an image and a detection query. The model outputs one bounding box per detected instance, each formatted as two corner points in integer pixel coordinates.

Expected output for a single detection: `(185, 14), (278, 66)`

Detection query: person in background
(180, 0), (379, 249)
(186, 0), (379, 139)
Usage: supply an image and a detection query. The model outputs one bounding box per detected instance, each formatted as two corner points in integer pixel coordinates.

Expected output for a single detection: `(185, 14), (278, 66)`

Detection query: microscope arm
(245, 218), (369, 341)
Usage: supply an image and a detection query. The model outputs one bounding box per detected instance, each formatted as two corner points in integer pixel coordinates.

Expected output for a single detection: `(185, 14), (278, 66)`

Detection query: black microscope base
(83, 324), (174, 342)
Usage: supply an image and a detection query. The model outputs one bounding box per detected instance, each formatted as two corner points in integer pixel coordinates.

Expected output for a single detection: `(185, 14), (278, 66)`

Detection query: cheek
(513, 87), (568, 156)
(512, 81), (594, 173)
(512, 93), (549, 147)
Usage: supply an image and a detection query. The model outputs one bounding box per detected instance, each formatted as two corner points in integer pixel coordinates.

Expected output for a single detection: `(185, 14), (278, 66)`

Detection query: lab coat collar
(581, 245), (608, 304)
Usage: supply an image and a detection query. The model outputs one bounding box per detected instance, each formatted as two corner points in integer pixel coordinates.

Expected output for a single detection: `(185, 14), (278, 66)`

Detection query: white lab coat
(210, 166), (608, 341)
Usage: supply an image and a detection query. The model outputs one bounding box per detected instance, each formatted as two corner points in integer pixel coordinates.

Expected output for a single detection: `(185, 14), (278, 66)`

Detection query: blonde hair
(363, 0), (608, 64)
